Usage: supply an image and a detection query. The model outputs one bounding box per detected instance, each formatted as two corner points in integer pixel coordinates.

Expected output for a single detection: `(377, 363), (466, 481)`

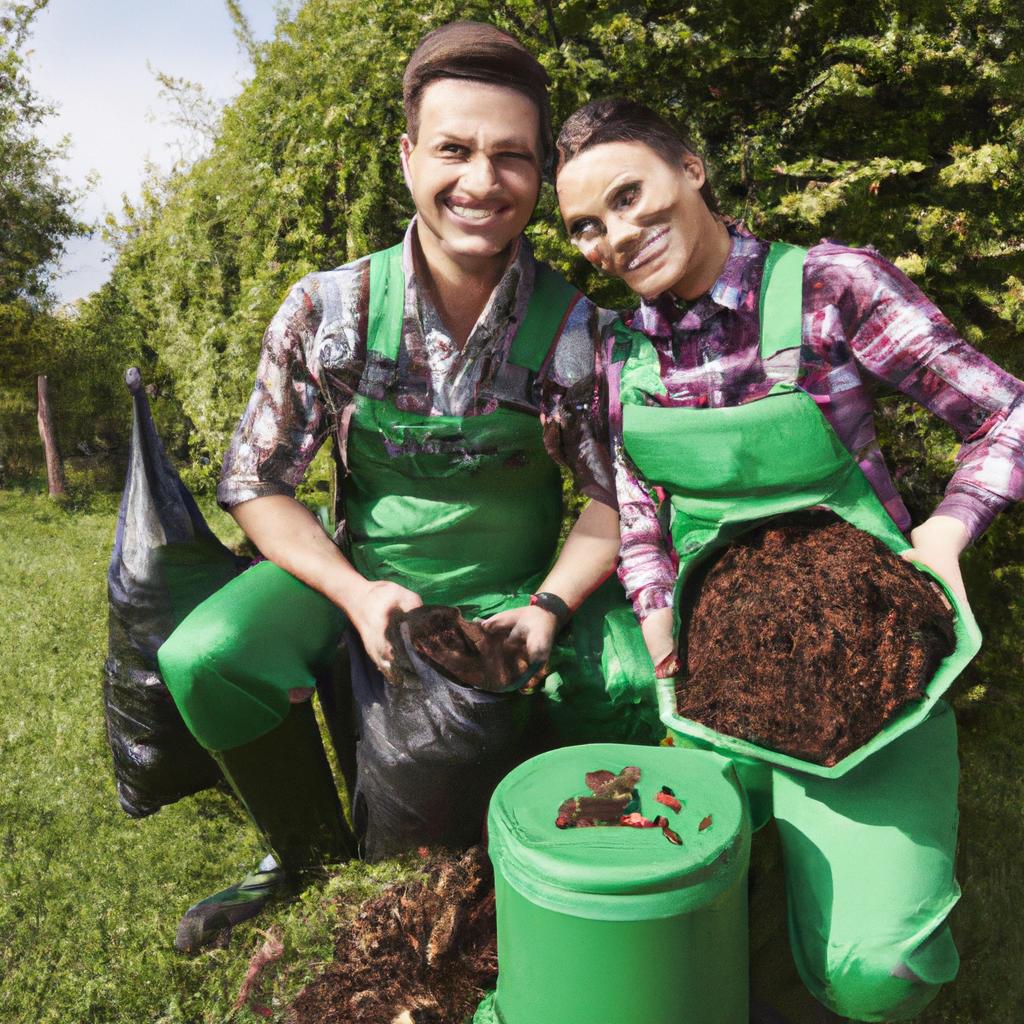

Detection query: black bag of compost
(104, 368), (245, 817)
(348, 617), (532, 862)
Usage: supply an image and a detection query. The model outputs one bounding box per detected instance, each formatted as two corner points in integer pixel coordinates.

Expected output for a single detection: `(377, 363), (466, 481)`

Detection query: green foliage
(69, 1), (1024, 675)
(0, 1), (84, 304)
(0, 1), (93, 479)
(75, 0), (1024, 444)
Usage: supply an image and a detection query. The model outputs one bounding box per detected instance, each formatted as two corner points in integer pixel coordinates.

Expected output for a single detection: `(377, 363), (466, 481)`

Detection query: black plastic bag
(349, 621), (532, 862)
(103, 368), (245, 817)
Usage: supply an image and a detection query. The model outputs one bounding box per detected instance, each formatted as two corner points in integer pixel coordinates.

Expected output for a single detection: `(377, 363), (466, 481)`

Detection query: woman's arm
(616, 445), (679, 674)
(901, 514), (970, 605)
(831, 248), (1024, 602)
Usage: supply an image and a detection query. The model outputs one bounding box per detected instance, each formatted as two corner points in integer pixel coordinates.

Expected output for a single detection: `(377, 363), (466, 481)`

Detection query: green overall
(613, 244), (967, 1021)
(160, 243), (658, 754)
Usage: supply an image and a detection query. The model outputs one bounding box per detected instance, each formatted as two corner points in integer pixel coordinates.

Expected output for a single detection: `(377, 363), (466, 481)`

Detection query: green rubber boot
(174, 701), (356, 953)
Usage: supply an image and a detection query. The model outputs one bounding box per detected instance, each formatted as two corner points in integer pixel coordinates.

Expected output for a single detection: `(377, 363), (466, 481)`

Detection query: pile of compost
(387, 605), (530, 691)
(288, 847), (497, 1024)
(677, 512), (956, 766)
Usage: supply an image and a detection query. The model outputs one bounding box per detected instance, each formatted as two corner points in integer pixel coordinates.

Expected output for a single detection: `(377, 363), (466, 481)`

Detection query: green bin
(476, 742), (751, 1024)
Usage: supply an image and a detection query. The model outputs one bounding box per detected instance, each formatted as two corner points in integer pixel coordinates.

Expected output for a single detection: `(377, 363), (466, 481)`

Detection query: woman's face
(556, 140), (723, 301)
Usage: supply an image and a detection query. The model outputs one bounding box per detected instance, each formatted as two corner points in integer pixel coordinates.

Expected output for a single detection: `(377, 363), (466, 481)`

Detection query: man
(158, 23), (656, 953)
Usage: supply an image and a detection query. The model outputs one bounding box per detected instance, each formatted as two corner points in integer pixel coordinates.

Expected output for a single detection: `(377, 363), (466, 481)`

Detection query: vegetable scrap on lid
(554, 767), (686, 846)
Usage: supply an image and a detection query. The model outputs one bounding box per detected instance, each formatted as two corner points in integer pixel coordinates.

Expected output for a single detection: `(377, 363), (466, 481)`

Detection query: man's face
(556, 140), (716, 301)
(401, 78), (543, 267)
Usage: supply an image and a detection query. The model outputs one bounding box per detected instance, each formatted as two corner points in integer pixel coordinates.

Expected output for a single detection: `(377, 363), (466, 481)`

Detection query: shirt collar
(401, 216), (533, 341)
(633, 222), (763, 338)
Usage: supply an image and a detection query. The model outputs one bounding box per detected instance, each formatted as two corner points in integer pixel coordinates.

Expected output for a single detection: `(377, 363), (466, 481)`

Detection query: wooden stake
(36, 373), (66, 497)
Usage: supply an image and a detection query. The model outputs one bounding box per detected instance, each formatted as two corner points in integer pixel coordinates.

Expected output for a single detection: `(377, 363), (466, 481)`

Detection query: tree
(0, 1), (82, 302)
(0, 0), (89, 481)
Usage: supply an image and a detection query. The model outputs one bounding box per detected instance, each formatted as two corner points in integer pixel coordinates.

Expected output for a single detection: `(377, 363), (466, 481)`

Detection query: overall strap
(367, 243), (405, 360)
(509, 263), (582, 372)
(758, 241), (807, 361)
(367, 246), (580, 372)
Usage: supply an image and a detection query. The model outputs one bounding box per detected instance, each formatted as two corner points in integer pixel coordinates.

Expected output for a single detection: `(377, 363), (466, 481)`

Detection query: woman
(554, 99), (1024, 1023)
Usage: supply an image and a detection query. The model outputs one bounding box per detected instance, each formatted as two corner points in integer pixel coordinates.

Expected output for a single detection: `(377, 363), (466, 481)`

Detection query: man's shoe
(174, 854), (285, 953)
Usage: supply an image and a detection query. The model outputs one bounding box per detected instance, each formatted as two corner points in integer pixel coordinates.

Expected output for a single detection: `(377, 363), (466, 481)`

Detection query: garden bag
(348, 622), (531, 861)
(103, 368), (244, 816)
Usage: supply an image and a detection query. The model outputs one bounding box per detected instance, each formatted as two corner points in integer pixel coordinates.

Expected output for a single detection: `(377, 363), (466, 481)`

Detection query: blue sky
(24, 0), (289, 303)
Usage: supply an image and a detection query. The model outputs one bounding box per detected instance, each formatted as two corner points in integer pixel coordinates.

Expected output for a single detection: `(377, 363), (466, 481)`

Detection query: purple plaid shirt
(615, 223), (1024, 621)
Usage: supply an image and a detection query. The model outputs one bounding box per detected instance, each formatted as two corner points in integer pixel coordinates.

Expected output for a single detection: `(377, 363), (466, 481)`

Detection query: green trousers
(738, 702), (961, 1022)
(160, 561), (960, 1022)
(158, 560), (347, 751)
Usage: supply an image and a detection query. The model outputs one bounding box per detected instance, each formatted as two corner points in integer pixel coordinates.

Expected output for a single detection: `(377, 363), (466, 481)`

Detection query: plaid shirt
(219, 219), (616, 512)
(615, 223), (1024, 621)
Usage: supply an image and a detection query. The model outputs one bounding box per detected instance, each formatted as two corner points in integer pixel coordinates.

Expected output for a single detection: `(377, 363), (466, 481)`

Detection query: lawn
(0, 488), (416, 1024)
(1, 485), (1021, 1023)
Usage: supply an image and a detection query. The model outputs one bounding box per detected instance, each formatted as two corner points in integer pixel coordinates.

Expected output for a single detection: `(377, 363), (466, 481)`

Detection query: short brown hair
(403, 21), (552, 170)
(556, 99), (719, 213)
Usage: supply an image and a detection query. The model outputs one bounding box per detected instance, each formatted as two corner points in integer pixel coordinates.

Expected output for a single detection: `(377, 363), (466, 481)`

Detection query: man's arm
(484, 303), (671, 669)
(219, 269), (421, 671)
(231, 495), (421, 669)
(482, 497), (619, 666)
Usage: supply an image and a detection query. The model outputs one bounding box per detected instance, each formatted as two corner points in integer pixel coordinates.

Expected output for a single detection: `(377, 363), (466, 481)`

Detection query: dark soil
(389, 605), (530, 692)
(677, 512), (956, 766)
(287, 847), (497, 1024)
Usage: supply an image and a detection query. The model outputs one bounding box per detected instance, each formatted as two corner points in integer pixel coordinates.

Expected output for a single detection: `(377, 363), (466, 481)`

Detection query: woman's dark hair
(556, 99), (719, 213)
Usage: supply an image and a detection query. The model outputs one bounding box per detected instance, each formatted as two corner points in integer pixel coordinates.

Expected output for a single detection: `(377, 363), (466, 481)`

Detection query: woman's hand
(901, 514), (970, 608)
(348, 580), (424, 674)
(641, 607), (681, 678)
(482, 605), (558, 679)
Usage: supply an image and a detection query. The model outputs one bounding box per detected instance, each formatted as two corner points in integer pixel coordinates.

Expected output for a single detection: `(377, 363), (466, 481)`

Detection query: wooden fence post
(36, 373), (66, 497)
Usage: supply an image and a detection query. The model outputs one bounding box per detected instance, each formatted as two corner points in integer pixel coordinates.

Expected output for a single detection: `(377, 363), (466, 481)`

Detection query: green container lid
(487, 743), (750, 921)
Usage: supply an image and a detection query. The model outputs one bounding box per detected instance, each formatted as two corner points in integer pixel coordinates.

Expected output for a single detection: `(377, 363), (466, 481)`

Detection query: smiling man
(157, 22), (657, 952)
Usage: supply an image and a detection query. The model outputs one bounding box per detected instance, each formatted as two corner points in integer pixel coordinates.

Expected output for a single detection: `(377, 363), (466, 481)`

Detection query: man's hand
(482, 604), (559, 679)
(901, 514), (970, 609)
(641, 606), (680, 678)
(348, 580), (424, 674)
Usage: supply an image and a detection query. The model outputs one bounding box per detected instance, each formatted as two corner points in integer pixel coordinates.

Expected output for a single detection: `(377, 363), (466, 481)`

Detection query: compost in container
(677, 511), (955, 766)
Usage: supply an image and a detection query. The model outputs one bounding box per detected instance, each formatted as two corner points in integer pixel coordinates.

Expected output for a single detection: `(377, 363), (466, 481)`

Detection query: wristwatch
(529, 591), (572, 629)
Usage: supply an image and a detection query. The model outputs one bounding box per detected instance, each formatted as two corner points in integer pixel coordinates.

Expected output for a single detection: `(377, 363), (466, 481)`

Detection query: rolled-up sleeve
(217, 278), (329, 510)
(613, 434), (676, 621)
(540, 301), (618, 508)
(844, 251), (1024, 542)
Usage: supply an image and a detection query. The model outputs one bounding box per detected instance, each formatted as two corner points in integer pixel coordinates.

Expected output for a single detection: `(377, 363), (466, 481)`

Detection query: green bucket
(659, 564), (982, 780)
(476, 742), (751, 1024)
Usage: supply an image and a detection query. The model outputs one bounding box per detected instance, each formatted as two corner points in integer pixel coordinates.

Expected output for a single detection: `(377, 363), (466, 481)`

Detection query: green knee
(811, 923), (958, 1022)
(158, 616), (290, 750)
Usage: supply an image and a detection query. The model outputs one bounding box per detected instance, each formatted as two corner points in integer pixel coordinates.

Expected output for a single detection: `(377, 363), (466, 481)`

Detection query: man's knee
(815, 923), (958, 1022)
(157, 611), (291, 752)
(158, 614), (240, 700)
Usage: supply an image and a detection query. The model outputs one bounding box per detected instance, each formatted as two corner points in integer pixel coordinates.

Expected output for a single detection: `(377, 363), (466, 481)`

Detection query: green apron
(353, 244), (657, 744)
(343, 243), (565, 616)
(613, 243), (970, 1020)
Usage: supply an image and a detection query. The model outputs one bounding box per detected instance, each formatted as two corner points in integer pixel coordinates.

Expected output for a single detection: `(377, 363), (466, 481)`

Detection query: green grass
(0, 488), (416, 1024)
(1, 485), (1022, 1022)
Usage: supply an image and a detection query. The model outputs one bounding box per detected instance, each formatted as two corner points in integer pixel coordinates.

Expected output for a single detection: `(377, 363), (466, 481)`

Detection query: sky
(23, 0), (289, 304)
